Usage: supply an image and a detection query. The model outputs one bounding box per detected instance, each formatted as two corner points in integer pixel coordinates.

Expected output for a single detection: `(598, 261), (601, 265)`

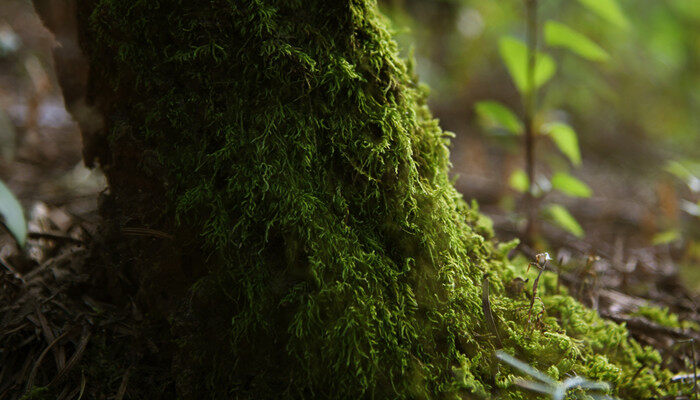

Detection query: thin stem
(524, 0), (539, 241)
(692, 339), (697, 400)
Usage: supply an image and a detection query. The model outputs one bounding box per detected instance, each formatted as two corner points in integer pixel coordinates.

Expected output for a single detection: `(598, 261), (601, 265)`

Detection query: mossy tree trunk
(34, 0), (670, 398)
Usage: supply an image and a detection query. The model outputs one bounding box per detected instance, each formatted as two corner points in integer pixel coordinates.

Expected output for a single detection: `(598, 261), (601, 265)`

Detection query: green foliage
(652, 230), (681, 246)
(665, 160), (700, 192)
(633, 306), (682, 329)
(499, 37), (556, 93)
(551, 172), (592, 198)
(474, 100), (523, 135)
(544, 21), (610, 62)
(0, 179), (26, 247)
(543, 122), (582, 166)
(79, 0), (668, 398)
(476, 1), (598, 239)
(545, 204), (585, 238)
(509, 169), (530, 193)
(577, 0), (630, 29)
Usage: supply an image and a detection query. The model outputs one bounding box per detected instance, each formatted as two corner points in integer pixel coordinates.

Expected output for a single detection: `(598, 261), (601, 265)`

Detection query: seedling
(526, 252), (551, 323)
(475, 0), (629, 239)
(495, 350), (617, 400)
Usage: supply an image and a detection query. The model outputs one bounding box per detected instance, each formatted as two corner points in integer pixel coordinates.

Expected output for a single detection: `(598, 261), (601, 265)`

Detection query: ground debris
(0, 202), (131, 399)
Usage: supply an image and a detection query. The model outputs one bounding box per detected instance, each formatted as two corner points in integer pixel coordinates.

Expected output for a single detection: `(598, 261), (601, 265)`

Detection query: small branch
(482, 275), (503, 348)
(121, 227), (174, 241)
(527, 265), (545, 324)
(28, 231), (84, 245)
(601, 314), (700, 342)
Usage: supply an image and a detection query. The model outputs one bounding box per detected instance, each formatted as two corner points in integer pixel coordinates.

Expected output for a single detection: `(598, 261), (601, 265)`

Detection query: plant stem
(524, 0), (539, 241)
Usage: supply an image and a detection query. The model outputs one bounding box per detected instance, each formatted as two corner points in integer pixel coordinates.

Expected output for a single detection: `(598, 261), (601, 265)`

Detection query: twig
(28, 231), (84, 245)
(49, 325), (91, 388)
(527, 267), (544, 324)
(121, 227), (174, 240)
(601, 314), (700, 342)
(35, 304), (65, 370)
(693, 340), (697, 400)
(77, 372), (86, 400)
(26, 329), (72, 392)
(482, 275), (503, 348)
(527, 253), (550, 324)
(115, 367), (132, 400)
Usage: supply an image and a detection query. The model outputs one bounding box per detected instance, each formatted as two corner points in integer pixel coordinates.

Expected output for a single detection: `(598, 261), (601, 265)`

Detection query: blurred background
(0, 0), (697, 284)
(379, 0), (700, 289)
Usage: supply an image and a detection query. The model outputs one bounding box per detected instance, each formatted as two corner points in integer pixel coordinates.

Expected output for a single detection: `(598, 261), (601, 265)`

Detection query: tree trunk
(32, 0), (669, 398)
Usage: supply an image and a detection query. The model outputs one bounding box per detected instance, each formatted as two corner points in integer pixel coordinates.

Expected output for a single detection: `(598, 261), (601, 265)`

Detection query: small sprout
(527, 253), (551, 324)
(495, 350), (617, 400)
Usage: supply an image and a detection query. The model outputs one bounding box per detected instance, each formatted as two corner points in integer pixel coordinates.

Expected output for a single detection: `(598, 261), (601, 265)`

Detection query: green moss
(633, 305), (679, 328)
(75, 0), (672, 398)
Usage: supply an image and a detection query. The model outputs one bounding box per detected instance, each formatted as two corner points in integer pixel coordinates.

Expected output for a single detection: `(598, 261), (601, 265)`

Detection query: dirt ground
(1, 1), (699, 398)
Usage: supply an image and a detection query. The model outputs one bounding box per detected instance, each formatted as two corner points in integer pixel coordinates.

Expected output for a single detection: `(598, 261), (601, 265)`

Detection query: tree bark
(31, 1), (670, 399)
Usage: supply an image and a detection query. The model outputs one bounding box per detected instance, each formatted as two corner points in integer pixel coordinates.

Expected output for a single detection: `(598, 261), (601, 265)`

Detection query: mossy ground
(73, 0), (673, 398)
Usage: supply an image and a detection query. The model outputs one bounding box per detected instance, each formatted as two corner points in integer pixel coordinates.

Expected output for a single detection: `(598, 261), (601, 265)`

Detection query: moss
(73, 0), (672, 398)
(632, 305), (678, 328)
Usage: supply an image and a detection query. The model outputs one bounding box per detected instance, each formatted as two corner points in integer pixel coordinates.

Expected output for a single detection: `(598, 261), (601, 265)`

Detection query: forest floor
(0, 1), (699, 398)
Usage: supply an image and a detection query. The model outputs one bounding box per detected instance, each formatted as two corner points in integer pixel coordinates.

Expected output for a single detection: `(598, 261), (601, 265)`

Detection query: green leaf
(499, 37), (557, 94)
(665, 160), (692, 181)
(665, 160), (700, 192)
(652, 230), (681, 245)
(577, 0), (630, 29)
(542, 122), (582, 166)
(509, 169), (530, 193)
(0, 179), (26, 247)
(545, 204), (584, 238)
(475, 100), (523, 135)
(551, 172), (592, 197)
(544, 21), (610, 62)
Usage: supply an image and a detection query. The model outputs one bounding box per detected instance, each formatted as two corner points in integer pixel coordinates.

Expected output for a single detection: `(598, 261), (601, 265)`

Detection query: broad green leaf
(542, 122), (581, 165)
(551, 172), (592, 197)
(0, 179), (26, 247)
(475, 100), (523, 135)
(499, 37), (557, 94)
(577, 0), (630, 29)
(544, 21), (610, 62)
(652, 230), (681, 245)
(509, 169), (530, 193)
(545, 204), (584, 238)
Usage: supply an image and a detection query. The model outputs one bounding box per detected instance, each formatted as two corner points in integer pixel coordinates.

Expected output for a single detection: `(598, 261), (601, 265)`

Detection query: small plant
(475, 0), (629, 240)
(496, 350), (617, 400)
(526, 252), (550, 324)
